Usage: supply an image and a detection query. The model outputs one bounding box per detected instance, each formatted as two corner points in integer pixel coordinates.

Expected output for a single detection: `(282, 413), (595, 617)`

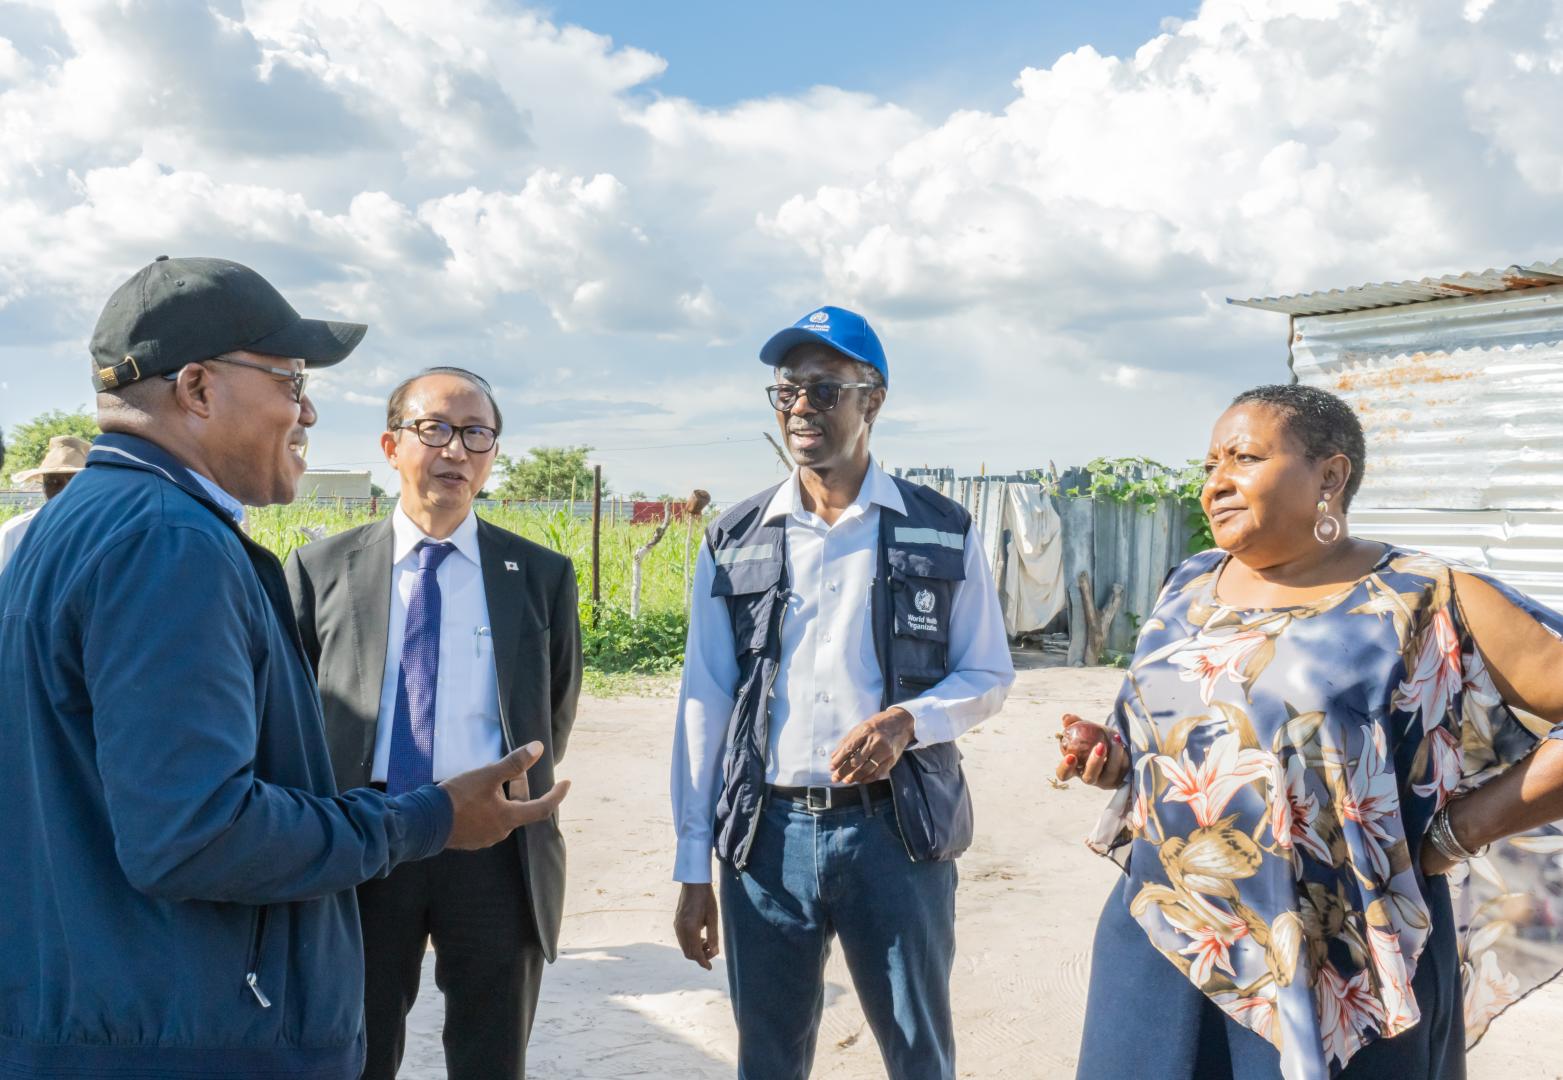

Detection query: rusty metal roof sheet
(1230, 260), (1563, 317)
(1290, 286), (1563, 511)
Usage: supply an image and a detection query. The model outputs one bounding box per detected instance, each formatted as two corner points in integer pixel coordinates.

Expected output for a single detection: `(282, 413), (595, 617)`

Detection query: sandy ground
(397, 655), (1563, 1079)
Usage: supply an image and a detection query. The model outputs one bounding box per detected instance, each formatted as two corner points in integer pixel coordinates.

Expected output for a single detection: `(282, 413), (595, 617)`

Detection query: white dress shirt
(671, 458), (1015, 883)
(371, 504), (504, 782)
(0, 507), (39, 577)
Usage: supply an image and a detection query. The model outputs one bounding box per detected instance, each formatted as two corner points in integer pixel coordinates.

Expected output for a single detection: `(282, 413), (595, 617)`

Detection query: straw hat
(12, 435), (92, 486)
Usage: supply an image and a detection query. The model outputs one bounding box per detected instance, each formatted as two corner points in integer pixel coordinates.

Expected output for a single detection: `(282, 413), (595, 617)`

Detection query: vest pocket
(888, 740), (974, 861)
(889, 565), (956, 685)
(712, 555), (786, 653)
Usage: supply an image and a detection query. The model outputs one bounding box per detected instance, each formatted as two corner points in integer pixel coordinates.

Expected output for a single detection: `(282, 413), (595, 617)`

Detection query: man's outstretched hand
(439, 741), (570, 850)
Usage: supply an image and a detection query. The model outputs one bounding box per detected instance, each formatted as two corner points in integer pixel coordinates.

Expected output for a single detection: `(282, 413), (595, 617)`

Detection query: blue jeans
(719, 793), (958, 1080)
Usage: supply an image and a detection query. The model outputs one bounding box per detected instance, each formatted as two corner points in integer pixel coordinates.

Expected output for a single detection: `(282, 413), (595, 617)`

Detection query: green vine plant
(1065, 456), (1216, 555)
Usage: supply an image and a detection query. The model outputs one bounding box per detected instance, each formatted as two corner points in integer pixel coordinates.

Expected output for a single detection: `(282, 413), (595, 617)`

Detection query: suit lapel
(478, 518), (527, 733)
(348, 517), (396, 734)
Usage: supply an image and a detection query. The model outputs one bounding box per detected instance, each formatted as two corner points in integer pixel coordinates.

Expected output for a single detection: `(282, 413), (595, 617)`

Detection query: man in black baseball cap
(89, 254), (366, 392)
(0, 257), (569, 1080)
(87, 255), (369, 507)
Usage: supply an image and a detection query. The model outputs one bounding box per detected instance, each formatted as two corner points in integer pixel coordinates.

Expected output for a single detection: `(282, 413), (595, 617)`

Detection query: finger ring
(865, 758), (879, 769)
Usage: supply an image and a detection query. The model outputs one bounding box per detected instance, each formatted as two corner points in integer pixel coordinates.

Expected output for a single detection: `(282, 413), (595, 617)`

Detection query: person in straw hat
(0, 434), (91, 576)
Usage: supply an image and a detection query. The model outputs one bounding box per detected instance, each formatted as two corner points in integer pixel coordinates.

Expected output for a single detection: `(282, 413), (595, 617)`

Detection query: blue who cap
(758, 305), (889, 388)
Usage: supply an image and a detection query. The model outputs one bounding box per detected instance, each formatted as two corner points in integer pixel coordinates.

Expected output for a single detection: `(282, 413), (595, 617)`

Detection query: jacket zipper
(734, 588), (787, 872)
(881, 565), (912, 862)
(886, 761), (920, 863)
(245, 907), (272, 1008)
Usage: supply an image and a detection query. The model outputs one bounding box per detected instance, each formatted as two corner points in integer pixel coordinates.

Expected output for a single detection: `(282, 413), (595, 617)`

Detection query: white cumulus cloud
(1, 0), (1562, 500)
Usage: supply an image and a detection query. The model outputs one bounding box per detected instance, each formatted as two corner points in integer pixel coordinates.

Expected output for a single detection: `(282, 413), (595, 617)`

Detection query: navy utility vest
(708, 475), (976, 871)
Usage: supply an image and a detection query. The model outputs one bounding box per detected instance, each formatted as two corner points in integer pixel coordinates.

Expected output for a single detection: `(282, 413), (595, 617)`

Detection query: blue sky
(1, 0), (1560, 501)
(544, 1), (1193, 111)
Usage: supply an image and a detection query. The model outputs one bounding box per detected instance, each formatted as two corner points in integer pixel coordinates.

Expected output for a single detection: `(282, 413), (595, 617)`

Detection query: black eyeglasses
(766, 382), (878, 413)
(395, 418), (499, 454)
(163, 356), (308, 403)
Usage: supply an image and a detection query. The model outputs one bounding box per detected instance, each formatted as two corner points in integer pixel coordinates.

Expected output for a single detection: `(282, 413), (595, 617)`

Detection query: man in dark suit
(285, 366), (581, 1080)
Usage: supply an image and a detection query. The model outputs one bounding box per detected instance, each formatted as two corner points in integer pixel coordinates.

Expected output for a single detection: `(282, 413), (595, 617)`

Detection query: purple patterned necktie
(386, 540), (455, 795)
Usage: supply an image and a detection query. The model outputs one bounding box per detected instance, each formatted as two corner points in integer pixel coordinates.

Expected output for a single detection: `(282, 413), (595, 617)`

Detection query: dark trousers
(1076, 874), (1464, 1080)
(719, 794), (958, 1080)
(357, 838), (544, 1080)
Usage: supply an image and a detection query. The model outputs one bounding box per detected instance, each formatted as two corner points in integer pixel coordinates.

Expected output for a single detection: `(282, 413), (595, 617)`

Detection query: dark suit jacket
(283, 514), (581, 960)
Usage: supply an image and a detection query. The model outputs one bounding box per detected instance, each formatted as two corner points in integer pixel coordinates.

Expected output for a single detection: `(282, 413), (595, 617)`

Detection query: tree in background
(493, 445), (601, 501)
(6, 409), (100, 480)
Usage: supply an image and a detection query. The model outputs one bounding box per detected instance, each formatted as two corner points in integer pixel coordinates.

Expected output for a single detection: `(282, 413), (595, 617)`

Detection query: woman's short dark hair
(386, 366), (503, 435)
(1231, 384), (1367, 509)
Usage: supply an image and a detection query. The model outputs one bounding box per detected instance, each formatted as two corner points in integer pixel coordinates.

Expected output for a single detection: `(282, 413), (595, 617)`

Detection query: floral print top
(1090, 546), (1563, 1080)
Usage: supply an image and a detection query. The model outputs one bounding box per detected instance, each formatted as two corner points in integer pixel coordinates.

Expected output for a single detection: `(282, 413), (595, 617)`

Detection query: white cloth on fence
(998, 484), (1066, 635)
(0, 506), (40, 578)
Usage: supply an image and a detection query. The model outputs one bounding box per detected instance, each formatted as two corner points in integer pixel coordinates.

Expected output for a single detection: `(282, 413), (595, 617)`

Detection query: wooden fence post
(590, 465), (602, 623)
(630, 502), (672, 620)
(1073, 570), (1124, 667)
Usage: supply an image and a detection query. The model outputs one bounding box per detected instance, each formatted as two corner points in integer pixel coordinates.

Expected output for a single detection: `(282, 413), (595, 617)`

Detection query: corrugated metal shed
(1350, 509), (1563, 613)
(297, 469), (373, 500)
(1232, 260), (1563, 316)
(1237, 258), (1563, 612)
(1286, 282), (1563, 510)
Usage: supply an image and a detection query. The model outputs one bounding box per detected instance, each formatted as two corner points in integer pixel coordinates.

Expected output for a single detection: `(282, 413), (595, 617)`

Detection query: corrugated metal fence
(900, 468), (1199, 655)
(1059, 494), (1197, 654)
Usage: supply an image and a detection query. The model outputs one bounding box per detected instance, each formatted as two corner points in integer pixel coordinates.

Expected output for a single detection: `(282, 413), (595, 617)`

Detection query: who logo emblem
(914, 588), (936, 614)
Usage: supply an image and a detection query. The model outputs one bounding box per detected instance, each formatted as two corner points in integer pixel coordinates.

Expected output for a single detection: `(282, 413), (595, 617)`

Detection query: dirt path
(397, 658), (1563, 1078)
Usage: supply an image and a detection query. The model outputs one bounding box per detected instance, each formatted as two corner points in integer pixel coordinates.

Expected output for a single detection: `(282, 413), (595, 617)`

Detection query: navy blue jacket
(0, 433), (452, 1079)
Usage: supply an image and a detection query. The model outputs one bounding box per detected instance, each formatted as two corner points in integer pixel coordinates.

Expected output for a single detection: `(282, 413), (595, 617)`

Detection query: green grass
(250, 501), (697, 674)
(5, 498), (699, 675)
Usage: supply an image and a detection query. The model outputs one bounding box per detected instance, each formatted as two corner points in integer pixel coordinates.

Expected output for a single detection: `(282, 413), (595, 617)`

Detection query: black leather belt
(768, 780), (894, 813)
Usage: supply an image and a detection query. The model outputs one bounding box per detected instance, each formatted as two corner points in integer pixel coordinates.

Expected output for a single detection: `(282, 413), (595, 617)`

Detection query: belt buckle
(805, 786), (832, 812)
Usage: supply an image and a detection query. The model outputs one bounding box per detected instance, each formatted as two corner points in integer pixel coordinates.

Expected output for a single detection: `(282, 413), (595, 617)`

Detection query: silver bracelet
(1429, 802), (1488, 863)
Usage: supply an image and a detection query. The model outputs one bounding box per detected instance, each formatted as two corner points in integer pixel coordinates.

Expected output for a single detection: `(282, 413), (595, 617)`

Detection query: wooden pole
(763, 431), (792, 470)
(631, 503), (672, 620)
(1074, 570), (1124, 667)
(591, 465), (602, 623)
(682, 489), (710, 610)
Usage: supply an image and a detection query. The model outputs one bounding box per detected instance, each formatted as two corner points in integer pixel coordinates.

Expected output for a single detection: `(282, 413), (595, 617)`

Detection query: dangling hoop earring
(1313, 499), (1342, 545)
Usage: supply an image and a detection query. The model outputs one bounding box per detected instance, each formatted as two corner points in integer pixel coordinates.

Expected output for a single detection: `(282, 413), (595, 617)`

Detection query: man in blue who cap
(671, 306), (1015, 1078)
(0, 256), (568, 1080)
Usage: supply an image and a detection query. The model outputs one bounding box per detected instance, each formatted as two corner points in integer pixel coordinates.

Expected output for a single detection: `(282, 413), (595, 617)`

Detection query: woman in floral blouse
(1061, 384), (1563, 1080)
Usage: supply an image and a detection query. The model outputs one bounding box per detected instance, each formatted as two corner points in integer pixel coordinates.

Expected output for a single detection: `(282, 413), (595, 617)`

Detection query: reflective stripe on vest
(713, 543), (777, 566)
(892, 526), (964, 550)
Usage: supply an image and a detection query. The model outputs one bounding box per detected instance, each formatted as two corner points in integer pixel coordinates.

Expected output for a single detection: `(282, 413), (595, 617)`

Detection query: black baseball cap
(89, 255), (367, 392)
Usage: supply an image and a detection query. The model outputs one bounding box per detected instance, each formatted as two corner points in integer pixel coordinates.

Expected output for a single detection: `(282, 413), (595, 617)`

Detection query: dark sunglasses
(766, 382), (878, 413)
(163, 356), (308, 403)
(395, 418), (498, 454)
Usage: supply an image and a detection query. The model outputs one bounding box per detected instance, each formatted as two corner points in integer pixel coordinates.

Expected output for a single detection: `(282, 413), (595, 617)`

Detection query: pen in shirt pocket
(474, 626), (491, 657)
